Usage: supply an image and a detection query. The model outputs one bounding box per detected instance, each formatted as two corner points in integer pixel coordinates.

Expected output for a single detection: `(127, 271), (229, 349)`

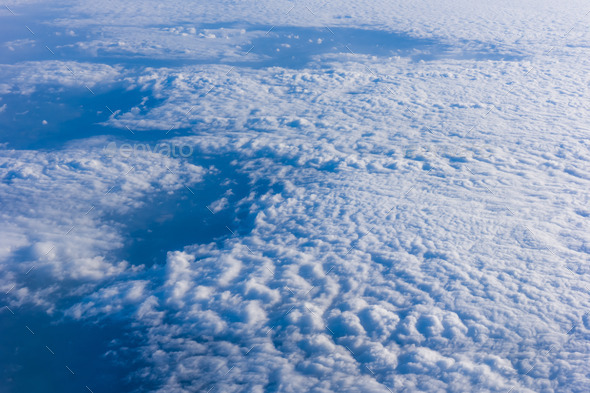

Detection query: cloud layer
(1, 1), (590, 392)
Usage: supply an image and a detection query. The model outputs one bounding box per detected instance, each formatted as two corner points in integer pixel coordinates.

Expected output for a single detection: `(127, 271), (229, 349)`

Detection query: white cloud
(2, 0), (590, 391)
(90, 55), (589, 389)
(0, 61), (122, 94)
(0, 141), (207, 307)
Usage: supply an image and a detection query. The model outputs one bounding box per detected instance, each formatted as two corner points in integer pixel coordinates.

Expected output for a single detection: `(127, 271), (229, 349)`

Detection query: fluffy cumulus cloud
(1, 0), (590, 392)
(0, 142), (206, 310)
(0, 61), (122, 94)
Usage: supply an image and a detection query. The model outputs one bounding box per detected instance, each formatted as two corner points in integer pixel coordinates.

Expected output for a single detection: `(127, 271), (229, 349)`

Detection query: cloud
(2, 1), (590, 392)
(0, 140), (207, 309)
(0, 61), (122, 95)
(77, 54), (590, 389)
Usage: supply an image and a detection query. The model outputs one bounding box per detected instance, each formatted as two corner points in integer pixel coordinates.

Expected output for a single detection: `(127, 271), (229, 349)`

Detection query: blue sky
(1, 1), (590, 392)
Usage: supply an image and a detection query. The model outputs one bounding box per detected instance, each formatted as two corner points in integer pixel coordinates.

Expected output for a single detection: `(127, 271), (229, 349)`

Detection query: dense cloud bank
(1, 1), (589, 392)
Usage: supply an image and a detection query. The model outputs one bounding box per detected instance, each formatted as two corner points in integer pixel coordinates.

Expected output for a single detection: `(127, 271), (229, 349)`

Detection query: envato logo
(103, 141), (194, 158)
